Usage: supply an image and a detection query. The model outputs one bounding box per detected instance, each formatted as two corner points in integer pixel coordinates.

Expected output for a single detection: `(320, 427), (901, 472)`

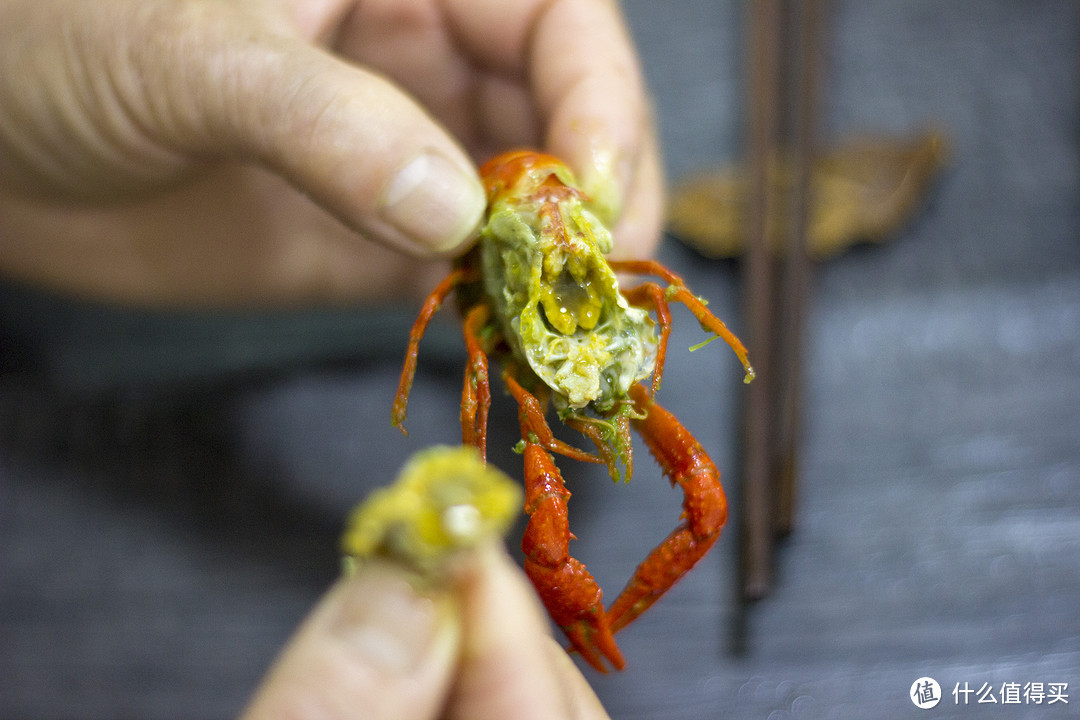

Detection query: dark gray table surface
(2, 1), (1078, 718)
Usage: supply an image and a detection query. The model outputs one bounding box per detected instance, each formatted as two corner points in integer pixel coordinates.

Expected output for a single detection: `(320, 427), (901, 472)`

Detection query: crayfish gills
(392, 150), (752, 672)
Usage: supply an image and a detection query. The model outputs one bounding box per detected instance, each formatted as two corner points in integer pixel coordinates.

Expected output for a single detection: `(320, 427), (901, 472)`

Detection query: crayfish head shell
(478, 151), (658, 409)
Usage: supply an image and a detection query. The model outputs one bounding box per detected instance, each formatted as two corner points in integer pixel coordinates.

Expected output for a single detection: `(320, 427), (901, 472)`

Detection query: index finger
(530, 0), (649, 217)
(443, 0), (652, 218)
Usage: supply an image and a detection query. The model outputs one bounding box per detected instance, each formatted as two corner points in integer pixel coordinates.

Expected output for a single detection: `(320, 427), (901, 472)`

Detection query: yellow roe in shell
(341, 446), (522, 577)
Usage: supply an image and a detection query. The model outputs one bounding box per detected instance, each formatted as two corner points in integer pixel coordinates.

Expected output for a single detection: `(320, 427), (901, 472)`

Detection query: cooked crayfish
(392, 150), (753, 672)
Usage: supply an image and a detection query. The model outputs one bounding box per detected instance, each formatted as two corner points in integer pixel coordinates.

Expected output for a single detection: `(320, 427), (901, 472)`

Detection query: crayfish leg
(609, 259), (754, 383)
(392, 267), (475, 433)
(501, 372), (602, 466)
(620, 281), (672, 397)
(520, 441), (626, 672)
(605, 383), (728, 634)
(563, 412), (634, 483)
(460, 304), (492, 460)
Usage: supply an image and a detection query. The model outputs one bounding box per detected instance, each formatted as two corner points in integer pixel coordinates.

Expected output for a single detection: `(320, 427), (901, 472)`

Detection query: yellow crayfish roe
(538, 267), (604, 335)
(341, 446), (522, 576)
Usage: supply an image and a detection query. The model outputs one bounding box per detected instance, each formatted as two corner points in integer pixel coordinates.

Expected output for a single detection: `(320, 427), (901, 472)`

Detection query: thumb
(240, 562), (460, 720)
(195, 32), (487, 256)
(0, 1), (485, 256)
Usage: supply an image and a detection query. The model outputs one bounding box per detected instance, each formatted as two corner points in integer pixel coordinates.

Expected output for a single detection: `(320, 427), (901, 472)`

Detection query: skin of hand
(2, 2), (653, 712)
(240, 542), (612, 720)
(0, 0), (663, 307)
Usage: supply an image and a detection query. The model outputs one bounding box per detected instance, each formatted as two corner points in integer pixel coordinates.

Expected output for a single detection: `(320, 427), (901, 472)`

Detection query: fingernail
(380, 151), (485, 254)
(332, 564), (442, 673)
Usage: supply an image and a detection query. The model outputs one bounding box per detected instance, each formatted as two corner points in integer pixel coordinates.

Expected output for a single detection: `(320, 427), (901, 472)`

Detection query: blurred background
(2, 1), (1078, 718)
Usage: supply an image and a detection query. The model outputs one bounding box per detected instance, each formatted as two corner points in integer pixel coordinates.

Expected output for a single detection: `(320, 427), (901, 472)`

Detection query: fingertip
(443, 541), (610, 719)
(545, 92), (638, 227)
(553, 115), (664, 261)
(330, 564), (455, 675)
(241, 563), (460, 720)
(608, 132), (665, 260)
(543, 637), (614, 720)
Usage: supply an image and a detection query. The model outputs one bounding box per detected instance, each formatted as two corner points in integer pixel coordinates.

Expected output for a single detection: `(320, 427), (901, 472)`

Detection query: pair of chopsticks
(740, 0), (828, 600)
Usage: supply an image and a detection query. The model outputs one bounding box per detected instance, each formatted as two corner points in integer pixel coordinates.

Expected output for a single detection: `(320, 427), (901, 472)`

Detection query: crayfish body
(392, 150), (752, 672)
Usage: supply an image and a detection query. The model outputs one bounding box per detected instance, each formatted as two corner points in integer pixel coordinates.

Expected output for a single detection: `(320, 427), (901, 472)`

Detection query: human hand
(240, 542), (611, 720)
(0, 0), (661, 307)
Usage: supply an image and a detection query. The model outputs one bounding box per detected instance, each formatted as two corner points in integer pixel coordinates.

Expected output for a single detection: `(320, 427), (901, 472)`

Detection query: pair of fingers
(241, 543), (610, 720)
(0, 0), (662, 305)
